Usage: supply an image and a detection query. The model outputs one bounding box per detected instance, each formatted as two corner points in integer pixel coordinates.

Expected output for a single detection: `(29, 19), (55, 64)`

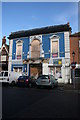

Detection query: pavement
(58, 83), (80, 92)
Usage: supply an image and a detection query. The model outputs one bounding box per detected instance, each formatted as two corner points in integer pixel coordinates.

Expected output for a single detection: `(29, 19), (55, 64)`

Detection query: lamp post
(72, 51), (76, 88)
(72, 51), (75, 62)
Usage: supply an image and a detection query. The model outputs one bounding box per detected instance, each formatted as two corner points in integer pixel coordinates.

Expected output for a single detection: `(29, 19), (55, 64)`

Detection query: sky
(0, 2), (78, 47)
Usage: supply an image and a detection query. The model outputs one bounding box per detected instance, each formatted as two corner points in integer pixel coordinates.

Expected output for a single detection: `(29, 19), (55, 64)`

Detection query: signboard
(52, 53), (58, 58)
(23, 60), (27, 64)
(17, 55), (21, 59)
(53, 59), (62, 66)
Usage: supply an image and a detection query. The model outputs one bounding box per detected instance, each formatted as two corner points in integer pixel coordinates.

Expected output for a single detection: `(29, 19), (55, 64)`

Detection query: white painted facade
(42, 32), (71, 84)
(8, 30), (71, 84)
(8, 39), (13, 75)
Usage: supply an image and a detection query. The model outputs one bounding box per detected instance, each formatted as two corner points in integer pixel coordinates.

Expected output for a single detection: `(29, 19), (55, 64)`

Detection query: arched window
(31, 39), (40, 58)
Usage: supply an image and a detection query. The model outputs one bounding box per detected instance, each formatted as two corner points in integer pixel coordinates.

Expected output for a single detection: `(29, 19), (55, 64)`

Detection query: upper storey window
(50, 35), (59, 58)
(31, 39), (40, 58)
(16, 40), (23, 59)
(52, 41), (58, 57)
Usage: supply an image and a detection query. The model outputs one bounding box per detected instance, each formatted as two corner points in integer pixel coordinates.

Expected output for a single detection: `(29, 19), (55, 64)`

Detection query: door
(30, 64), (42, 78)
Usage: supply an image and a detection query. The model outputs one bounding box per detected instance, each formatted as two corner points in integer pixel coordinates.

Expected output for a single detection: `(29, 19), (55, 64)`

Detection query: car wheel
(11, 81), (15, 86)
(29, 83), (32, 88)
(37, 85), (40, 89)
(51, 83), (54, 89)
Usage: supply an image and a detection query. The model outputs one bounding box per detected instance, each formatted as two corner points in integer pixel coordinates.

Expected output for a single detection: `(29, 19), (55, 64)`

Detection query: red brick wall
(70, 36), (80, 64)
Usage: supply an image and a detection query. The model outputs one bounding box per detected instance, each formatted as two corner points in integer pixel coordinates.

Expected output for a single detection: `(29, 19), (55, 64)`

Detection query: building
(8, 23), (71, 83)
(70, 32), (80, 65)
(0, 36), (9, 72)
(70, 32), (80, 83)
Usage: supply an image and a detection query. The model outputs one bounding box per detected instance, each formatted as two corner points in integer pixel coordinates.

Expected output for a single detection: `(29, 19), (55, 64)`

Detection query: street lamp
(72, 51), (75, 62)
(72, 51), (76, 88)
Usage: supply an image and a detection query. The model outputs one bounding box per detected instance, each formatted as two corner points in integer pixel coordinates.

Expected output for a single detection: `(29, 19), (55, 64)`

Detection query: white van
(0, 71), (8, 83)
(8, 71), (22, 85)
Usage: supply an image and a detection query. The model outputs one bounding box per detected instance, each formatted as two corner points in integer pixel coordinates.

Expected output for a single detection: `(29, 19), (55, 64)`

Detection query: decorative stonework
(27, 35), (44, 58)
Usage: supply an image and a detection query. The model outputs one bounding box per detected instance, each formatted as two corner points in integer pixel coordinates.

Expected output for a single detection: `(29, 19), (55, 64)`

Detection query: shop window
(55, 67), (62, 79)
(13, 67), (22, 73)
(75, 68), (80, 77)
(49, 67), (62, 79)
(13, 68), (18, 72)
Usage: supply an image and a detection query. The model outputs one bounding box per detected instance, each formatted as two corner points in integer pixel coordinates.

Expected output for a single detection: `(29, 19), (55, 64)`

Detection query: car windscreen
(18, 76), (28, 80)
(38, 75), (49, 79)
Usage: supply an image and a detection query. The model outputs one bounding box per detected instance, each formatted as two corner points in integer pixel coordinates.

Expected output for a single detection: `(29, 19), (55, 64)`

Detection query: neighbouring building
(70, 32), (80, 82)
(0, 36), (9, 72)
(8, 23), (71, 83)
(70, 32), (80, 64)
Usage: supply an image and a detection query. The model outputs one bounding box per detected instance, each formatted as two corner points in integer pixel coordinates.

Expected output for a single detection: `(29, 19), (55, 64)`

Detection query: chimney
(2, 36), (6, 45)
(67, 22), (70, 26)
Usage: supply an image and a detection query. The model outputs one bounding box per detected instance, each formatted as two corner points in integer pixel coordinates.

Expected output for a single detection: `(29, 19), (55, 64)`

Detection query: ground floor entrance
(29, 63), (42, 78)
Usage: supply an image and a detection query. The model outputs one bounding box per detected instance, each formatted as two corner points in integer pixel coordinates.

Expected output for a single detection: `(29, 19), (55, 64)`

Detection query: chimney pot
(2, 36), (6, 45)
(67, 22), (70, 26)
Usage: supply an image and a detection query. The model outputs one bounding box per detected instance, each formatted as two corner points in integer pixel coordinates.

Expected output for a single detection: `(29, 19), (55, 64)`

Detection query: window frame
(16, 40), (23, 60)
(50, 35), (59, 58)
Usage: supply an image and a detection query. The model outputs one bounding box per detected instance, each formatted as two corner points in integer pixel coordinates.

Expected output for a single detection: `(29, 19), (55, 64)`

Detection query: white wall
(64, 32), (70, 59)
(42, 63), (48, 75)
(8, 39), (13, 75)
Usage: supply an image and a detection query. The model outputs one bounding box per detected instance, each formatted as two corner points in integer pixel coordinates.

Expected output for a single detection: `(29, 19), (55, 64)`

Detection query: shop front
(49, 59), (62, 80)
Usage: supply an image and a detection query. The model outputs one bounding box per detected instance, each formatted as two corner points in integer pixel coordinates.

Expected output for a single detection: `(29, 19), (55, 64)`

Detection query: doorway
(30, 63), (42, 78)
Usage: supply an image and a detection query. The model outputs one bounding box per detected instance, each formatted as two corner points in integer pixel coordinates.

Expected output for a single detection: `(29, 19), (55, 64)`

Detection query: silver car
(36, 75), (58, 88)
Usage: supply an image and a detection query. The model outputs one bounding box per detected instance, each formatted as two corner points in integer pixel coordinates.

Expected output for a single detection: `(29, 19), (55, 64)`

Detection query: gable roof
(8, 23), (71, 39)
(1, 44), (9, 54)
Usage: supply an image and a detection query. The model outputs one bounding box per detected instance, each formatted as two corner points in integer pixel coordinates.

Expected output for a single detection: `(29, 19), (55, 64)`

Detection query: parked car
(16, 75), (36, 87)
(28, 76), (37, 87)
(36, 75), (58, 88)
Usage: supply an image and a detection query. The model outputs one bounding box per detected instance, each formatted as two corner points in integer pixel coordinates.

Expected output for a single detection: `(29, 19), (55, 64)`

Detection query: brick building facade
(0, 36), (9, 72)
(70, 32), (80, 64)
(70, 32), (80, 84)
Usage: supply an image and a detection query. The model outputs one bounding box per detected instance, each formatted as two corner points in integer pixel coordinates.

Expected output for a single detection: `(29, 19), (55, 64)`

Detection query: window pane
(31, 40), (40, 58)
(52, 41), (58, 57)
(52, 41), (58, 53)
(16, 44), (22, 59)
(14, 68), (18, 72)
(75, 69), (80, 77)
